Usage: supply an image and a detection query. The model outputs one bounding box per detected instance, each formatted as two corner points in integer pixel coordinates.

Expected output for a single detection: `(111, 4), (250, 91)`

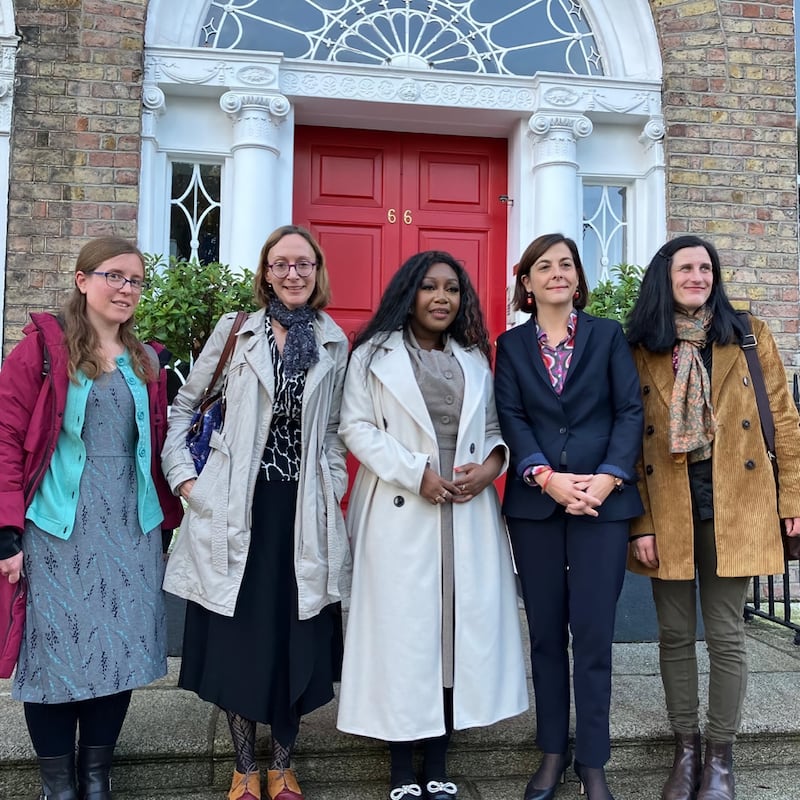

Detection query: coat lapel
(711, 342), (740, 408)
(369, 331), (436, 442)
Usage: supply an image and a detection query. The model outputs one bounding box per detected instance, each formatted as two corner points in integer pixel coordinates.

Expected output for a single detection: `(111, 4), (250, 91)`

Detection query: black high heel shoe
(523, 750), (573, 800)
(573, 761), (613, 800)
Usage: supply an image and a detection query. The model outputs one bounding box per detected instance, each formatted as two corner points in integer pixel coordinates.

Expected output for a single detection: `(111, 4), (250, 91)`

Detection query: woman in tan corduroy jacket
(626, 235), (800, 800)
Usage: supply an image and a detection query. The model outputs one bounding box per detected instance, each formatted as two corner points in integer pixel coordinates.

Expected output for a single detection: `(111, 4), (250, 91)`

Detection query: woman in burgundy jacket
(0, 237), (182, 800)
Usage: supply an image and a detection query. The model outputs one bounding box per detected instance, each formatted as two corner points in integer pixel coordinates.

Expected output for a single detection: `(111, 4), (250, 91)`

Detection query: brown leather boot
(661, 732), (702, 800)
(696, 741), (734, 800)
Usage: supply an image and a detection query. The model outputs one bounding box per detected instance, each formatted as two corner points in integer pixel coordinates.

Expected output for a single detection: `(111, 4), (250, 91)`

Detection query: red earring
(521, 291), (535, 313)
(573, 290), (580, 301)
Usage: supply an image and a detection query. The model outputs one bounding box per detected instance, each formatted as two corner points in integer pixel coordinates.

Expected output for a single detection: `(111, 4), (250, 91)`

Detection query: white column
(634, 115), (667, 267)
(527, 113), (593, 242)
(220, 92), (291, 272)
(138, 85), (168, 258)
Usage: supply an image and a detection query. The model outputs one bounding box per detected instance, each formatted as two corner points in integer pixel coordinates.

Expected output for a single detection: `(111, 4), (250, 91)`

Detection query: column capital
(527, 113), (592, 170)
(639, 115), (665, 150)
(528, 112), (593, 141)
(220, 92), (291, 154)
(141, 85), (166, 139)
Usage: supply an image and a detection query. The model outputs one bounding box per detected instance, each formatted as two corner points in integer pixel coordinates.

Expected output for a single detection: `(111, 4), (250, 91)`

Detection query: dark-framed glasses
(91, 271), (149, 292)
(267, 259), (316, 278)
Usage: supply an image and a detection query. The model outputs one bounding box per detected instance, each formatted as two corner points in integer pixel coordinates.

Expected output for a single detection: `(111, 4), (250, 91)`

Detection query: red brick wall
(651, 0), (799, 356)
(3, 0), (146, 349)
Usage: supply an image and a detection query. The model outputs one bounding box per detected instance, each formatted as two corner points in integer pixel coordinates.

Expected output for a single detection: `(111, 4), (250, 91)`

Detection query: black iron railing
(744, 560), (800, 645)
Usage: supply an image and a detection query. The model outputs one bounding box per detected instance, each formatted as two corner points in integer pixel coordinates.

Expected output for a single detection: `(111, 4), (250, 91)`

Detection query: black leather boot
(77, 745), (114, 800)
(38, 752), (78, 800)
(696, 741), (734, 800)
(661, 732), (702, 800)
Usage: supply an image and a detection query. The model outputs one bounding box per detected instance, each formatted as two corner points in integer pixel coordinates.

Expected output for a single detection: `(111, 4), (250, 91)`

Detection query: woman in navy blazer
(495, 234), (644, 800)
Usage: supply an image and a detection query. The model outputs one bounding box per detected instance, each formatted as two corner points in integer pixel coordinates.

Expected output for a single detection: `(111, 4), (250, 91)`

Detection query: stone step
(3, 617), (800, 799)
(10, 764), (800, 800)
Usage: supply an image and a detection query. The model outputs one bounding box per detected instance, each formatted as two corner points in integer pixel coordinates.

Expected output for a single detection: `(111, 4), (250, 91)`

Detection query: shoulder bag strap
(202, 310), (248, 400)
(737, 312), (776, 458)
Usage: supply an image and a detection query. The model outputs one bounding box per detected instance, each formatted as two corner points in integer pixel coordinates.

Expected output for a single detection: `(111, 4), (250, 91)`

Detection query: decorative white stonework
(144, 49), (661, 125)
(279, 66), (537, 110)
(141, 85), (166, 140)
(640, 115), (666, 143)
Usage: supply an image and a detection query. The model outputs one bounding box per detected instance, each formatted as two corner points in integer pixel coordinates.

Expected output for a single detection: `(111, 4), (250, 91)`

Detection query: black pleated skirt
(178, 479), (343, 729)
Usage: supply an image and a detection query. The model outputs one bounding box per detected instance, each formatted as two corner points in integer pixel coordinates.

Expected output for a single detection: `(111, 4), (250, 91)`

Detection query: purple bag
(185, 312), (247, 474)
(187, 396), (225, 473)
(0, 577), (26, 679)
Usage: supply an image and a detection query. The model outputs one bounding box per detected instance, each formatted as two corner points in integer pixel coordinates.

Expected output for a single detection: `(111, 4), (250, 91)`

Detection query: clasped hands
(422, 461), (496, 506)
(538, 471), (617, 517)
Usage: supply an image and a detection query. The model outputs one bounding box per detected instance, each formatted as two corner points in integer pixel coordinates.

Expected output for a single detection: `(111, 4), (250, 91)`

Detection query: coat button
(393, 496), (405, 507)
(643, 385), (650, 394)
(744, 460), (755, 470)
(559, 426), (567, 434)
(441, 415), (450, 424)
(743, 377), (750, 386)
(645, 465), (654, 475)
(469, 443), (475, 454)
(742, 420), (751, 429)
(646, 425), (655, 435)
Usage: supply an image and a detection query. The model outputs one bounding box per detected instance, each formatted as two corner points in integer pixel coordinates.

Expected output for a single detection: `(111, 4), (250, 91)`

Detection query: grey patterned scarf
(268, 298), (318, 377)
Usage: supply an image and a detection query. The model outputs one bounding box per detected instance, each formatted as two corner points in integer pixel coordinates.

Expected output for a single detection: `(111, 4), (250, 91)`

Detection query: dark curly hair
(626, 234), (747, 352)
(351, 250), (491, 364)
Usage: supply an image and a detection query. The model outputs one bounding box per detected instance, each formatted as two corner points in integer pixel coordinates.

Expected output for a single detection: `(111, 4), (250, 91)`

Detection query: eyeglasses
(91, 271), (149, 292)
(267, 260), (316, 278)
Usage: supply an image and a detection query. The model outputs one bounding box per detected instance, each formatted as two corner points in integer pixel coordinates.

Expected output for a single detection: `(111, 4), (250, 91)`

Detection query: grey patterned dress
(13, 369), (167, 703)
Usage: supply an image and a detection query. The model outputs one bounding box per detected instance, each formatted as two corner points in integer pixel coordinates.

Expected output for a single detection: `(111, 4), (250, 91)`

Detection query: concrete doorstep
(1, 616), (800, 799)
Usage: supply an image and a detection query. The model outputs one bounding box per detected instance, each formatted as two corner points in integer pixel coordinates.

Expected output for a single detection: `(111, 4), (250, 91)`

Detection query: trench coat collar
(367, 330), (484, 445)
(237, 307), (346, 400)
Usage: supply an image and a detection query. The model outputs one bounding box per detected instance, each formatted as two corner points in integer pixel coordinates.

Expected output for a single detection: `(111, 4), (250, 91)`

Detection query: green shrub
(136, 256), (257, 364)
(586, 262), (643, 325)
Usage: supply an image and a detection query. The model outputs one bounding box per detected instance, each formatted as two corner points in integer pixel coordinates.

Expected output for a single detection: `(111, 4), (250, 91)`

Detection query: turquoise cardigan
(26, 353), (164, 539)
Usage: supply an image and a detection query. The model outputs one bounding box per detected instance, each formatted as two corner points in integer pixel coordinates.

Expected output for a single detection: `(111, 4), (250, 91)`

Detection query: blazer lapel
(518, 318), (555, 391)
(562, 310), (592, 390)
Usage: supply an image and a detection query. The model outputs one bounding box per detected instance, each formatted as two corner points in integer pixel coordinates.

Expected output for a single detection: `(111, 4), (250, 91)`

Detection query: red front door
(293, 126), (508, 345)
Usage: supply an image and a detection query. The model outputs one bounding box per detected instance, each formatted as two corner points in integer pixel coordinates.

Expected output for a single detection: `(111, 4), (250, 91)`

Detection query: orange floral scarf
(670, 307), (716, 461)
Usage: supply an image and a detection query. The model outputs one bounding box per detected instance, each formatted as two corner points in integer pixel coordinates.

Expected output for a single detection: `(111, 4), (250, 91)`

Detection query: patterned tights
(225, 711), (297, 773)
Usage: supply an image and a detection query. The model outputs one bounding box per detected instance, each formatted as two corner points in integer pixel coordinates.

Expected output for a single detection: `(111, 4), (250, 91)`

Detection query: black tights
(24, 691), (132, 758)
(225, 710), (299, 773)
(389, 688), (453, 787)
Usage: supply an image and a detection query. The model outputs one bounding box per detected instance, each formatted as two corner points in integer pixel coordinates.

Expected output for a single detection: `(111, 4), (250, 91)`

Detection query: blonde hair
(253, 225), (332, 310)
(63, 237), (153, 383)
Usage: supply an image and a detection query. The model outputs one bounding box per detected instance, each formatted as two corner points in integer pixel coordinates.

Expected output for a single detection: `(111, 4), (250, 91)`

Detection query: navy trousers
(508, 511), (629, 767)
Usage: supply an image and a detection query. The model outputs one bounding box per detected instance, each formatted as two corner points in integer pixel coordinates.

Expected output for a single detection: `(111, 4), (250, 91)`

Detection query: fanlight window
(199, 0), (602, 76)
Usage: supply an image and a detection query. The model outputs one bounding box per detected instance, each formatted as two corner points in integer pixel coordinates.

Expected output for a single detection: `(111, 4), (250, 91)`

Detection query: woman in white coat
(162, 225), (350, 800)
(337, 251), (528, 800)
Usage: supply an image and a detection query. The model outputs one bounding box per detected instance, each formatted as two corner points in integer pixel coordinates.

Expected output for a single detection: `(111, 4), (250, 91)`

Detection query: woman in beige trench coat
(626, 235), (800, 800)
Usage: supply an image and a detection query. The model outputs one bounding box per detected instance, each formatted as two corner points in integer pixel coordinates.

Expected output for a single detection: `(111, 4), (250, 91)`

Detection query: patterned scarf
(268, 297), (318, 377)
(669, 307), (716, 462)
